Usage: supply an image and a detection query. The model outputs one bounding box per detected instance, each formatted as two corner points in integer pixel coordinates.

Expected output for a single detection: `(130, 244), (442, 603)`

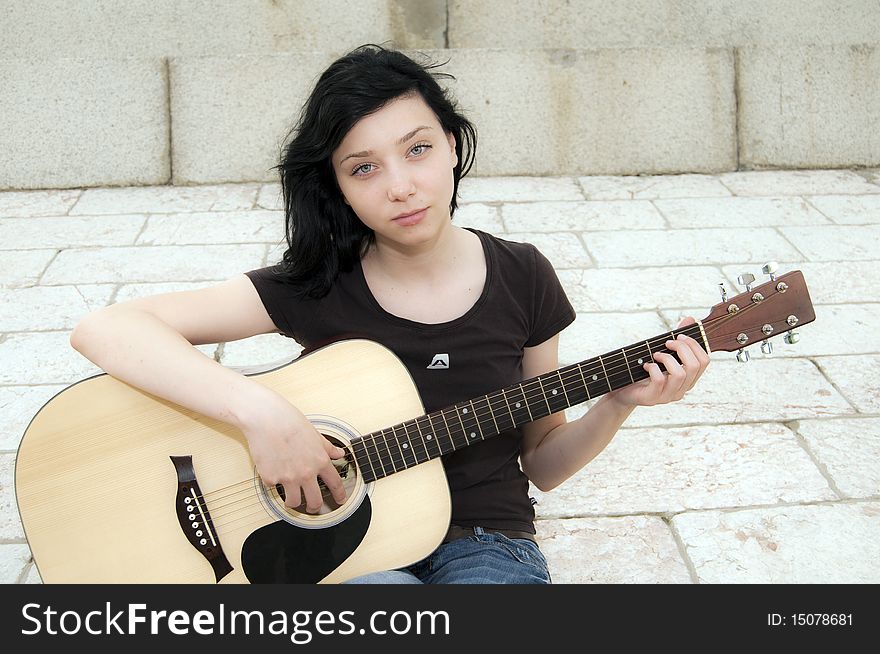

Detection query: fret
(499, 388), (517, 425)
(401, 420), (431, 465)
(393, 424), (418, 468)
(468, 399), (487, 441)
(575, 362), (593, 403)
(541, 372), (568, 415)
(451, 404), (470, 444)
(471, 395), (501, 438)
(415, 415), (442, 459)
(606, 351), (634, 392)
(644, 340), (656, 365)
(456, 401), (482, 444)
(428, 411), (455, 452)
(583, 359), (610, 398)
(487, 392), (515, 432)
(438, 408), (461, 452)
(351, 438), (376, 483)
(410, 418), (431, 461)
(379, 427), (406, 470)
(556, 369), (571, 407)
(509, 384), (534, 422)
(597, 355), (613, 393)
(621, 347), (635, 384)
(535, 376), (553, 415)
(561, 363), (590, 405)
(367, 433), (388, 478)
(380, 428), (403, 473)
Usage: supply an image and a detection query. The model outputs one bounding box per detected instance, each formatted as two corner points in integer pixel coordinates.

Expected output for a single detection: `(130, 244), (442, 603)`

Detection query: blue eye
(352, 163), (374, 176)
(410, 143), (432, 156)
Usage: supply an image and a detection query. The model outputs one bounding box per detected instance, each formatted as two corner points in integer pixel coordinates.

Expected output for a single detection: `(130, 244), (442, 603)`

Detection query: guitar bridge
(170, 455), (233, 583)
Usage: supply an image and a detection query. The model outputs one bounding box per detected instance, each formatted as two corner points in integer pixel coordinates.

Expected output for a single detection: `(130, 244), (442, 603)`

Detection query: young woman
(71, 45), (710, 584)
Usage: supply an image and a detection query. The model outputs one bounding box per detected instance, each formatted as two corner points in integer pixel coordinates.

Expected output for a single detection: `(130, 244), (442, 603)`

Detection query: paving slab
(219, 334), (303, 370)
(0, 250), (58, 288)
(655, 196), (829, 228)
(452, 203), (505, 235)
(507, 232), (592, 269)
(536, 516), (692, 583)
(0, 544), (31, 584)
(530, 423), (836, 517)
(722, 261), (880, 304)
(563, 266), (733, 312)
(0, 332), (103, 385)
(0, 453), (24, 540)
(719, 169), (880, 196)
(40, 244), (266, 285)
(813, 355), (880, 413)
(673, 502), (880, 583)
(70, 183), (259, 215)
(458, 176), (584, 203)
(793, 417), (880, 499)
(578, 174), (732, 200)
(778, 224), (880, 261)
(0, 386), (68, 452)
(805, 194), (880, 224)
(0, 285), (114, 331)
(503, 200), (666, 232)
(0, 188), (82, 218)
(0, 214), (146, 250)
(564, 358), (854, 428)
(136, 210), (285, 245)
(661, 304), (880, 357)
(584, 228), (801, 267)
(559, 311), (669, 367)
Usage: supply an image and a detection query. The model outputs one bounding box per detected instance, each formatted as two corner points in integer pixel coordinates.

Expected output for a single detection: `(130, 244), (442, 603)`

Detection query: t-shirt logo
(427, 353), (450, 370)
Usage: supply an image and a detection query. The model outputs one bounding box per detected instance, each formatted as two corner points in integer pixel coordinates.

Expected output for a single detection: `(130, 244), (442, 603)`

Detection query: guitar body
(15, 340), (451, 584)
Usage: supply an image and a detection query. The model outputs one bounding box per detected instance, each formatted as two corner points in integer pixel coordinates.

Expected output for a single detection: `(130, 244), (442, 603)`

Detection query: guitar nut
(752, 292), (765, 303)
(727, 304), (740, 314)
(737, 333), (748, 344)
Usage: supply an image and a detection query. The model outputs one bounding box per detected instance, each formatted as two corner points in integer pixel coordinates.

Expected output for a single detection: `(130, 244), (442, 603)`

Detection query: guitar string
(197, 305), (773, 528)
(197, 307), (764, 518)
(196, 323), (705, 516)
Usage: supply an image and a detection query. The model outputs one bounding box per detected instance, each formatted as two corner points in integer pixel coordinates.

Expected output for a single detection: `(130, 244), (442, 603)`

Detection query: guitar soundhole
(258, 425), (369, 529)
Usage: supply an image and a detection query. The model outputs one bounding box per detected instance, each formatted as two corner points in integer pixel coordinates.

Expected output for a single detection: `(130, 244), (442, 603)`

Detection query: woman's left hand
(607, 316), (710, 408)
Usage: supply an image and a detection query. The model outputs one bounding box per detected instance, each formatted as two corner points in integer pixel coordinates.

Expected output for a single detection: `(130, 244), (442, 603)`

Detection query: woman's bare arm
(69, 274), (346, 511)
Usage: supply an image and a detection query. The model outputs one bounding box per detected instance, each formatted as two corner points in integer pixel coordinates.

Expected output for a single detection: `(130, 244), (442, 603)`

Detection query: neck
(366, 220), (462, 283)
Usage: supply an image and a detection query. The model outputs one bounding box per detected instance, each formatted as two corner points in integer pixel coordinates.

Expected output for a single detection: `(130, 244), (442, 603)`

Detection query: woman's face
(331, 93), (457, 248)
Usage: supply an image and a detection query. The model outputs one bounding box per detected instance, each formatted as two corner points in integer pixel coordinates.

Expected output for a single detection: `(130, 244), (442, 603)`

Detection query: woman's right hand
(234, 385), (347, 513)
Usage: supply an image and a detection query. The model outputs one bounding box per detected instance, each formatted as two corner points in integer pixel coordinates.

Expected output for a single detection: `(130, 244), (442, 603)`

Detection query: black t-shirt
(245, 228), (576, 533)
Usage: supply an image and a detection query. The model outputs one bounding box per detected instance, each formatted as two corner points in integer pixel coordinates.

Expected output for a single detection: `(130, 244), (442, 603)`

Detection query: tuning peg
(762, 261), (779, 281)
(736, 348), (751, 363)
(719, 281), (728, 302)
(783, 330), (800, 345)
(761, 340), (773, 355)
(737, 272), (756, 292)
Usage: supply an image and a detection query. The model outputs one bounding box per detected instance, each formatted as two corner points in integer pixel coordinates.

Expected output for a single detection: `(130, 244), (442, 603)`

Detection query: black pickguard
(240, 496), (372, 583)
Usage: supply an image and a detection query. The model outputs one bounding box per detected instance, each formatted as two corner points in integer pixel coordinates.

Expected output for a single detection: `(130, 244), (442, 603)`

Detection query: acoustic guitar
(15, 269), (814, 583)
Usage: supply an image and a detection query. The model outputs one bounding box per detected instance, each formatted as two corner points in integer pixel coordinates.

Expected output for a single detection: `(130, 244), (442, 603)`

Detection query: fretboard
(351, 323), (707, 483)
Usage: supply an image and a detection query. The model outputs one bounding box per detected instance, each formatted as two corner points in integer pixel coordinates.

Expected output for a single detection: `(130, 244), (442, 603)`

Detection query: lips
(392, 207), (427, 226)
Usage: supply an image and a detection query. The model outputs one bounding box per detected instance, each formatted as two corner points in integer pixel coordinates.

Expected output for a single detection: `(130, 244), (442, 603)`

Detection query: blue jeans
(343, 526), (551, 584)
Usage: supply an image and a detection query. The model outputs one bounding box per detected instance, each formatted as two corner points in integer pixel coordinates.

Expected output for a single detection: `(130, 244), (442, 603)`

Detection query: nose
(385, 166), (416, 202)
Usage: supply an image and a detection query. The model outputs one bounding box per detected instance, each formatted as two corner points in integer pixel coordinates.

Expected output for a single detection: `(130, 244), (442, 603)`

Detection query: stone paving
(1, 169), (878, 584)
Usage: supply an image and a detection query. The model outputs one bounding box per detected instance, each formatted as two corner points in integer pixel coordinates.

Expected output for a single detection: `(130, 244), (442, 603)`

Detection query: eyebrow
(338, 125), (433, 165)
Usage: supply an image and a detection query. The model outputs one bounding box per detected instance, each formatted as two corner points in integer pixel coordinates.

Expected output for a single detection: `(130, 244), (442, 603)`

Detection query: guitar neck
(351, 322), (708, 483)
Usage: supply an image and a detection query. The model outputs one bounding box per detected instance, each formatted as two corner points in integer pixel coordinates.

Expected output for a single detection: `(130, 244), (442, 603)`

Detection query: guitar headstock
(700, 269), (815, 354)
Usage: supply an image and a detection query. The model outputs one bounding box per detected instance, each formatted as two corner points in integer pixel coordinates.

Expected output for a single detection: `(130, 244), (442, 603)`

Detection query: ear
(446, 131), (458, 167)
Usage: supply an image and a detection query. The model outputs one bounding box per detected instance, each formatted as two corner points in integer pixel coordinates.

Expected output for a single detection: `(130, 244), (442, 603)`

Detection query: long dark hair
(269, 44), (477, 299)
